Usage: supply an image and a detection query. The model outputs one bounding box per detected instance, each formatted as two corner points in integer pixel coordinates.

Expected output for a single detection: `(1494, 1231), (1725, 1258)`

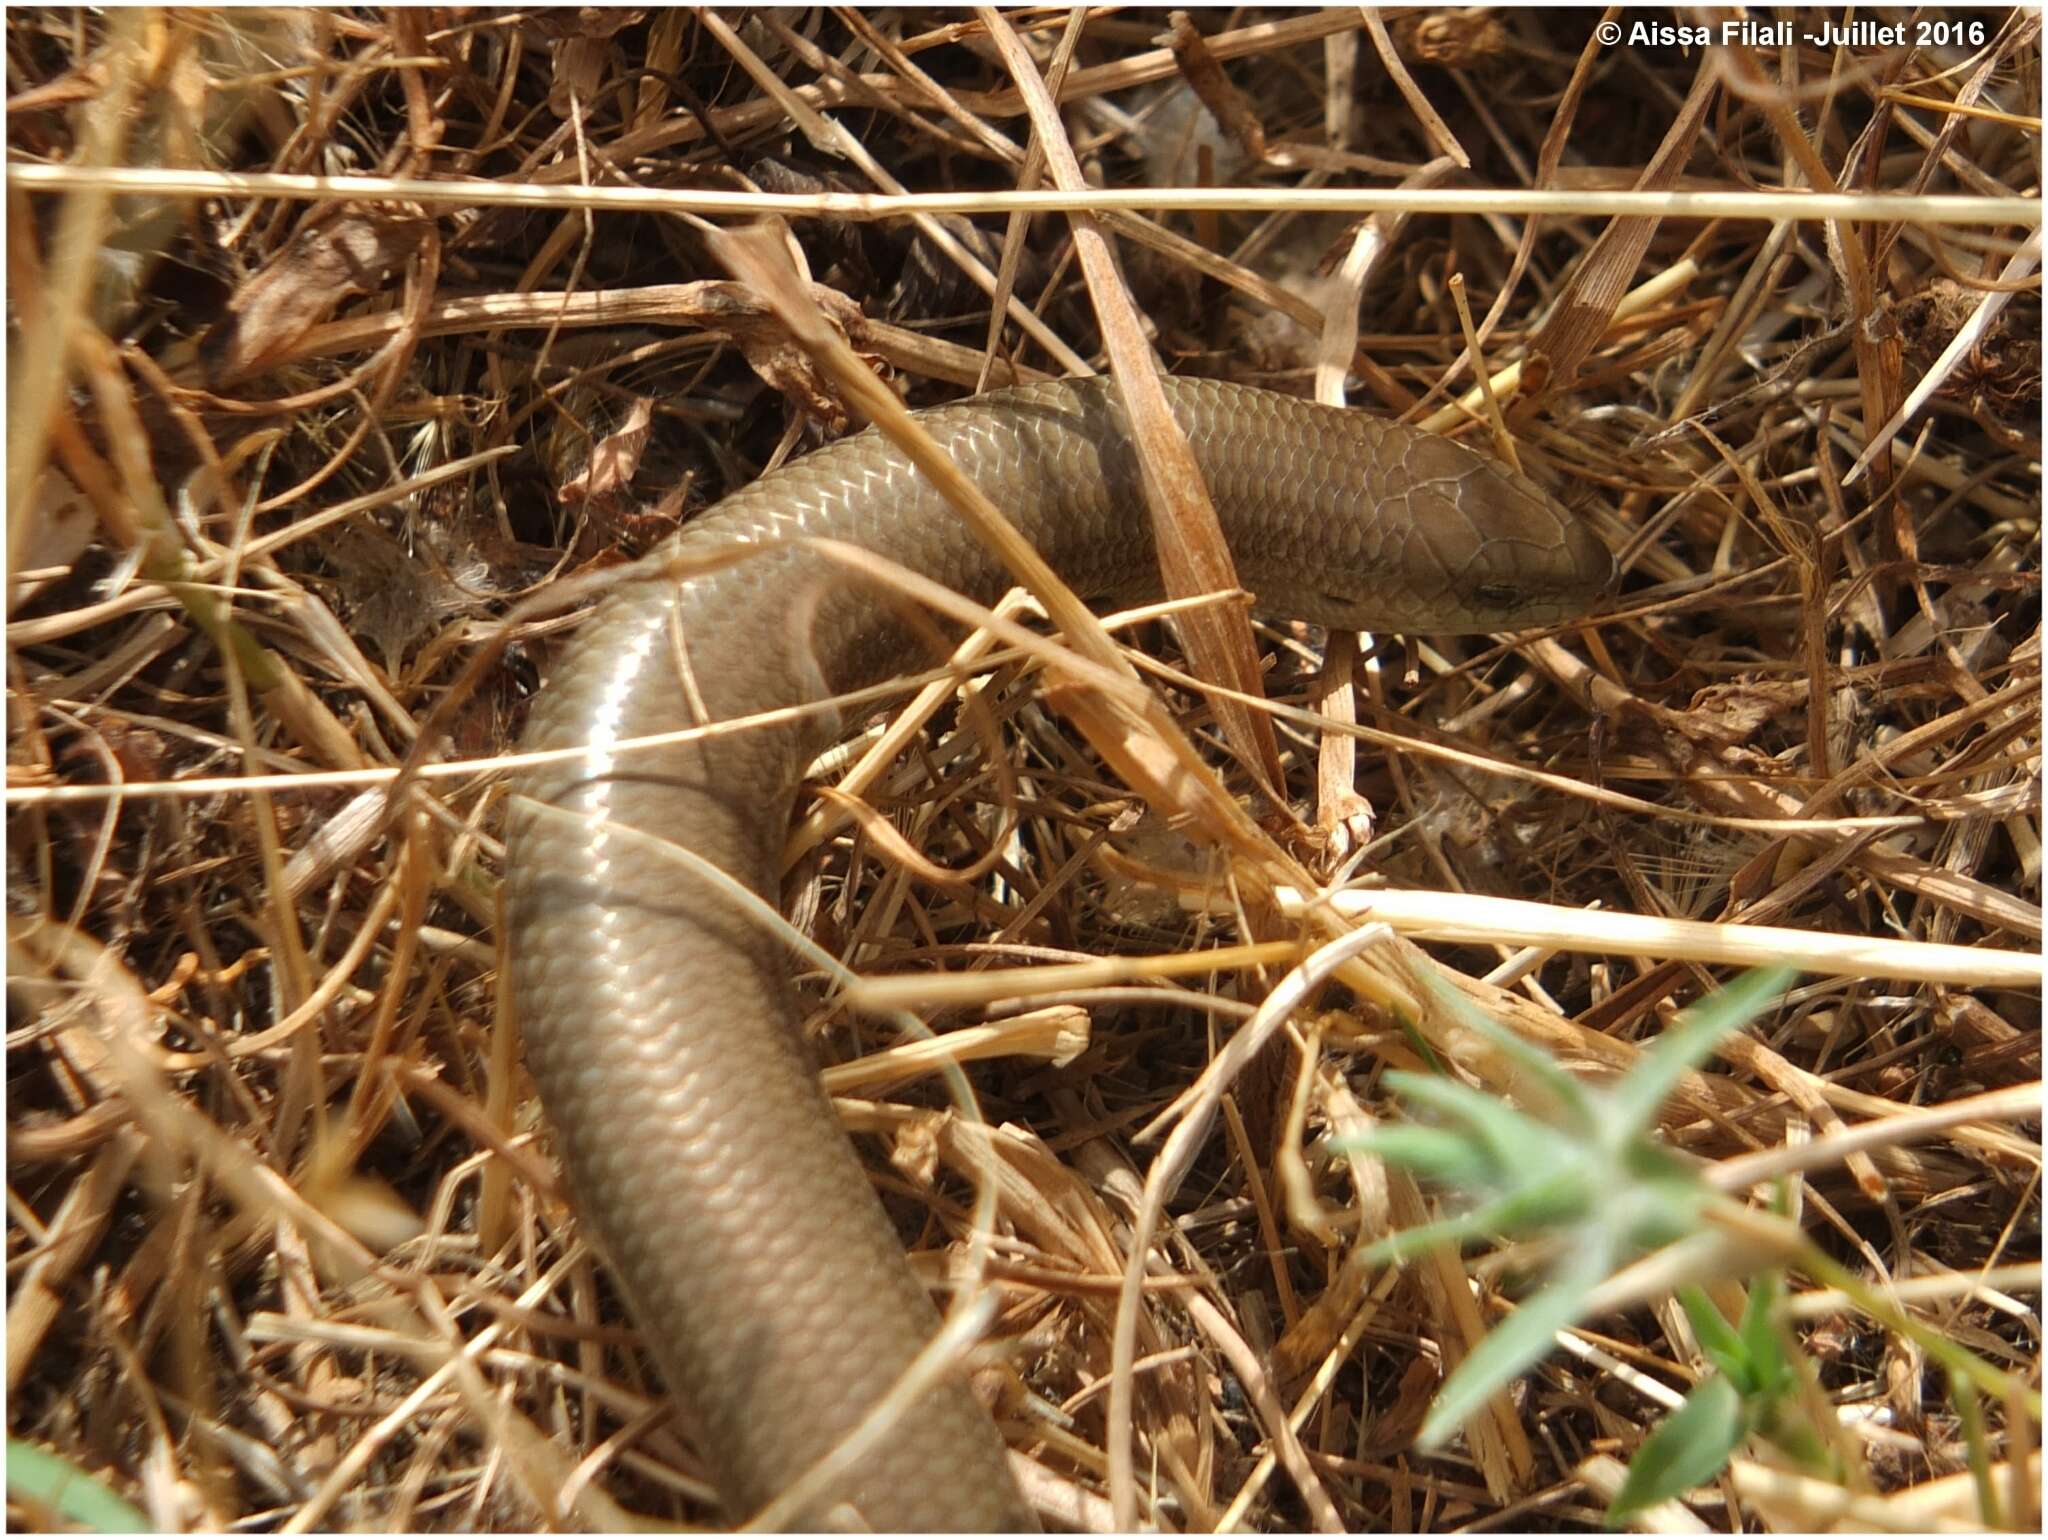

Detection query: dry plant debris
(6, 8), (2040, 1533)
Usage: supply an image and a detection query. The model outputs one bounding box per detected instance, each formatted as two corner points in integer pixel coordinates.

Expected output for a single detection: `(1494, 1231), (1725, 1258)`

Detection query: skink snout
(1560, 502), (1619, 605)
(1424, 458), (1614, 630)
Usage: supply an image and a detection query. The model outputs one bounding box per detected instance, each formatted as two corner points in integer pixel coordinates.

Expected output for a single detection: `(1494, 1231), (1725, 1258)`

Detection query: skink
(503, 376), (1613, 1529)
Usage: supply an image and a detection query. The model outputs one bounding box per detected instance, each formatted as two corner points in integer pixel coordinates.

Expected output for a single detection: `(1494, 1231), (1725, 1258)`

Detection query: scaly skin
(504, 377), (1613, 1530)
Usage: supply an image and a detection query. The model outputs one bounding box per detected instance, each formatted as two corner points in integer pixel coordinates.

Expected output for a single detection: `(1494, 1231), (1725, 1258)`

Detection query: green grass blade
(1606, 1374), (1745, 1526)
(1950, 1367), (2005, 1528)
(1379, 1070), (1559, 1174)
(1416, 965), (1596, 1123)
(1336, 1123), (1495, 1188)
(1737, 1272), (1792, 1399)
(1678, 1284), (1751, 1386)
(1417, 1229), (1615, 1451)
(1354, 1208), (1493, 1268)
(6, 1440), (150, 1533)
(1602, 966), (1799, 1139)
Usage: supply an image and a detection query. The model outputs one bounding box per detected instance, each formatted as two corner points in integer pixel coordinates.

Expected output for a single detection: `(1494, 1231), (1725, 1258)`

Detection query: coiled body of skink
(503, 376), (1612, 1529)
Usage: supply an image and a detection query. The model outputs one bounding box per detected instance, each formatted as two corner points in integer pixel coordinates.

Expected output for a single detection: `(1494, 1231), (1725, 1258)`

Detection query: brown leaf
(1683, 679), (1808, 750)
(202, 208), (432, 384)
(559, 396), (655, 506)
(548, 35), (610, 117)
(726, 283), (875, 433)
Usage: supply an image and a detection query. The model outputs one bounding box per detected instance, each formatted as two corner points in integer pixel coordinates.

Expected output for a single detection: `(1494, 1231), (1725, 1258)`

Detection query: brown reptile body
(503, 376), (1612, 1529)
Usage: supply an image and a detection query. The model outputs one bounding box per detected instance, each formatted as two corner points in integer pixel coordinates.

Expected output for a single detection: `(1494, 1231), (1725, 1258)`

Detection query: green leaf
(1354, 1208), (1494, 1268)
(6, 1440), (150, 1533)
(1678, 1285), (1751, 1387)
(1616, 1162), (1710, 1251)
(1336, 1124), (1494, 1188)
(1601, 966), (1799, 1142)
(1356, 1178), (1596, 1269)
(1738, 1272), (1792, 1400)
(1607, 1374), (1745, 1525)
(1416, 966), (1597, 1126)
(1477, 1171), (1607, 1237)
(1754, 1399), (1837, 1477)
(1379, 1071), (1561, 1178)
(1417, 1229), (1615, 1451)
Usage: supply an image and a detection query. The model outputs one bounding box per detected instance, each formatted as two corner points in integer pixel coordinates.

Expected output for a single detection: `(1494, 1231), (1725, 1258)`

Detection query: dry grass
(6, 8), (2041, 1533)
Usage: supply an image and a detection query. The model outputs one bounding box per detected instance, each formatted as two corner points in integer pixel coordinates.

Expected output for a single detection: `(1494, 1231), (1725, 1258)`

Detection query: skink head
(1435, 462), (1615, 630)
(1302, 428), (1615, 634)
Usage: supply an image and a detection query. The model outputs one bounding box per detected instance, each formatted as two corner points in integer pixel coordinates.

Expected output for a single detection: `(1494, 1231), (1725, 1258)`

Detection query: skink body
(503, 376), (1612, 1529)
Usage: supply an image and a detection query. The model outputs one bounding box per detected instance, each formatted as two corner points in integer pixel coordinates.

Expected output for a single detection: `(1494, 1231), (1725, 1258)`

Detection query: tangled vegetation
(7, 8), (2039, 1532)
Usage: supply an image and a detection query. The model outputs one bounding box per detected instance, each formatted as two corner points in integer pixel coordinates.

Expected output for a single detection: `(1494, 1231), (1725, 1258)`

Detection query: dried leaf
(202, 208), (432, 383)
(559, 396), (655, 505)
